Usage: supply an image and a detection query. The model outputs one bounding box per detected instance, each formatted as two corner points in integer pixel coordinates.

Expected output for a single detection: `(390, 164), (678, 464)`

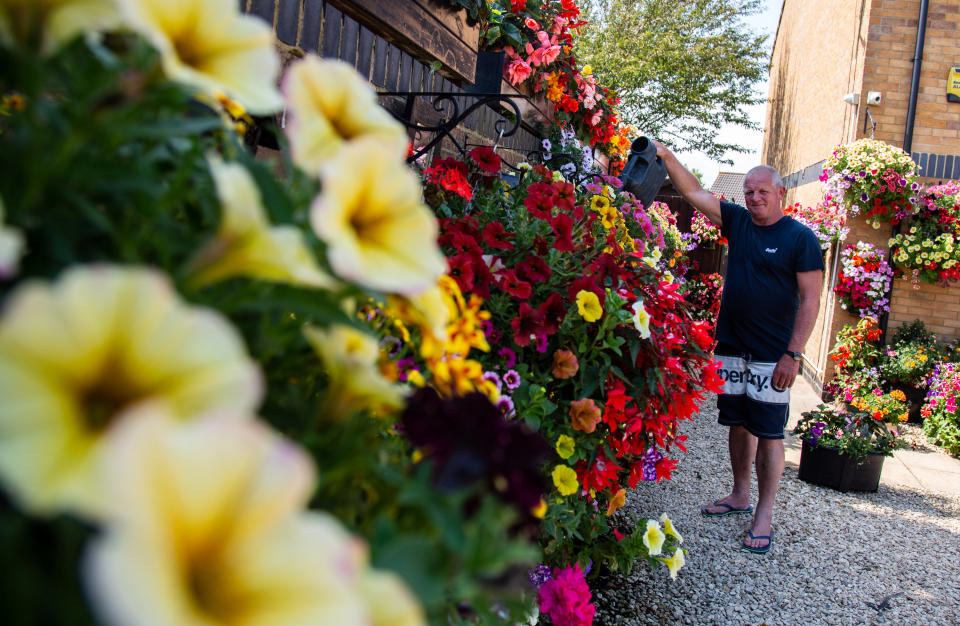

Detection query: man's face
(743, 170), (786, 226)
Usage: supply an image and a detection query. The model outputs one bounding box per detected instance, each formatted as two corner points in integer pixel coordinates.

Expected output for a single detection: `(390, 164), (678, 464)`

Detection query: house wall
(763, 0), (960, 393)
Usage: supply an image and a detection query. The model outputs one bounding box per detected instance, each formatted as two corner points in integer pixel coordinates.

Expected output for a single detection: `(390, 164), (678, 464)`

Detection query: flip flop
(700, 500), (753, 517)
(741, 529), (774, 554)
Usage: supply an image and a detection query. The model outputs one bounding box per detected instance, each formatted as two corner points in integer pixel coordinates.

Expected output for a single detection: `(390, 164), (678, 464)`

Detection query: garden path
(594, 378), (960, 625)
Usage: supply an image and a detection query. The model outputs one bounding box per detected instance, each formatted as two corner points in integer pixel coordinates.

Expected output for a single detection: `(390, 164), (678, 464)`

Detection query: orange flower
(873, 410), (883, 420)
(552, 349), (579, 379)
(606, 488), (626, 516)
(570, 398), (602, 433)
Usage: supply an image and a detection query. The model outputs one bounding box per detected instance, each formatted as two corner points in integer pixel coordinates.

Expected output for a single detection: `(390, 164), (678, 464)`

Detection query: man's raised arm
(652, 140), (723, 227)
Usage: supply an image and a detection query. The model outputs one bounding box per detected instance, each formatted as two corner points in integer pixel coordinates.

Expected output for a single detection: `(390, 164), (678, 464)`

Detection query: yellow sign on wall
(949, 67), (960, 103)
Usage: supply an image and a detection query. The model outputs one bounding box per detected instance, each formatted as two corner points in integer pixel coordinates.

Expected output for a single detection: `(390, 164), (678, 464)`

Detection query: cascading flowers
(820, 139), (920, 228)
(833, 242), (893, 319)
(782, 199), (848, 250)
(889, 181), (960, 286)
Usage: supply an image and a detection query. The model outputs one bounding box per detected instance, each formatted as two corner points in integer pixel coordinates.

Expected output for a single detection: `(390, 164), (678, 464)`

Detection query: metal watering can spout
(619, 136), (667, 208)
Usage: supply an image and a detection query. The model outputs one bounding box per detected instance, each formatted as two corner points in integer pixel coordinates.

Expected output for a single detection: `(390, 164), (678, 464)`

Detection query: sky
(675, 0), (784, 188)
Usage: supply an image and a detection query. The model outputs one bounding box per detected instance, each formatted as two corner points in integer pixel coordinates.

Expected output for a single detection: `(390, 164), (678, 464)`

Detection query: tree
(575, 0), (769, 162)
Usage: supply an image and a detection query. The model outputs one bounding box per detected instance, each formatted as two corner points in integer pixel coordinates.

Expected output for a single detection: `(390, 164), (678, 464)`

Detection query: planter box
(798, 439), (885, 492)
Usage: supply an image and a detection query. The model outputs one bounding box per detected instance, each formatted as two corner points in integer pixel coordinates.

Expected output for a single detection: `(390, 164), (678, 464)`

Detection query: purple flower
(585, 182), (603, 195)
(529, 564), (553, 588)
(641, 446), (663, 482)
(497, 395), (515, 416)
(535, 334), (549, 353)
(498, 347), (517, 369)
(380, 336), (402, 358)
(504, 369), (522, 390)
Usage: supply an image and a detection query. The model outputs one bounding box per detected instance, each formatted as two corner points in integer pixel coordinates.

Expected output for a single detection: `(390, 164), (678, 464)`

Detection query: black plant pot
(464, 50), (505, 94)
(797, 440), (885, 492)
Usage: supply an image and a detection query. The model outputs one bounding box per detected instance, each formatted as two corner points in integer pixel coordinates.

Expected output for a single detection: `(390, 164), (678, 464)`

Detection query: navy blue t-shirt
(715, 201), (824, 361)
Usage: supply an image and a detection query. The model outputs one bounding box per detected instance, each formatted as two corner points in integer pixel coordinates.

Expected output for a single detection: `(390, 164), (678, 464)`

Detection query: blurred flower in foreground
(303, 323), (406, 421)
(189, 155), (336, 289)
(643, 519), (665, 556)
(0, 196), (25, 279)
(85, 408), (425, 626)
(283, 56), (409, 173)
(117, 0), (283, 114)
(0, 0), (118, 54)
(0, 265), (262, 515)
(536, 563), (596, 626)
(659, 548), (685, 580)
(312, 137), (446, 296)
(401, 387), (550, 514)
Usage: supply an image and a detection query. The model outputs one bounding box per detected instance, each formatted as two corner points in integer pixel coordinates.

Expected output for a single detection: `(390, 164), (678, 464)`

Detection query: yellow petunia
(552, 464), (579, 496)
(283, 56), (409, 173)
(658, 548), (685, 580)
(117, 0), (283, 114)
(530, 498), (548, 519)
(0, 265), (262, 516)
(643, 519), (665, 555)
(312, 137), (446, 296)
(303, 324), (406, 421)
(555, 434), (576, 460)
(659, 512), (683, 543)
(0, 0), (119, 54)
(590, 195), (611, 213)
(189, 155), (336, 289)
(85, 408), (425, 626)
(575, 290), (603, 322)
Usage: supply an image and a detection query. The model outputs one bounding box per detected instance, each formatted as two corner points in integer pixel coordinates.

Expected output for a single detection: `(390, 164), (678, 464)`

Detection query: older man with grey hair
(653, 141), (824, 555)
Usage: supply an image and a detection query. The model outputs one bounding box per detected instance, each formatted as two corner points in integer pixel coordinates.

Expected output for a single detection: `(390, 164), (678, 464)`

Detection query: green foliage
(575, 0), (768, 161)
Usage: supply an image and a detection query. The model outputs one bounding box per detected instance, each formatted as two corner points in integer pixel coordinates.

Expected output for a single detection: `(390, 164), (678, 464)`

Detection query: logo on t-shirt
(764, 247), (778, 253)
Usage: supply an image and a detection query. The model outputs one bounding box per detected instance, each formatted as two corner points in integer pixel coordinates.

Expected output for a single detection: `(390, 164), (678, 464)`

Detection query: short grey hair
(745, 165), (784, 189)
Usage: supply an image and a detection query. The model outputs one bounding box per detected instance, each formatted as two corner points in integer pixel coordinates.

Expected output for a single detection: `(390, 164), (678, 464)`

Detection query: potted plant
(793, 404), (902, 492)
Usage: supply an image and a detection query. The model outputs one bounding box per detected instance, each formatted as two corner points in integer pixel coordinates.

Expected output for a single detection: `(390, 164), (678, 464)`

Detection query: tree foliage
(575, 0), (769, 161)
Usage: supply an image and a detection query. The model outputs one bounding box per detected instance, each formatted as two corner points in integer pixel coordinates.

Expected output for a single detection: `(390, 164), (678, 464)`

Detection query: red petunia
(500, 268), (533, 299)
(539, 292), (568, 334)
(510, 302), (546, 347)
(447, 252), (475, 292)
(517, 254), (552, 282)
(553, 181), (576, 213)
(551, 212), (575, 251)
(524, 182), (557, 220)
(481, 221), (515, 250)
(468, 145), (502, 175)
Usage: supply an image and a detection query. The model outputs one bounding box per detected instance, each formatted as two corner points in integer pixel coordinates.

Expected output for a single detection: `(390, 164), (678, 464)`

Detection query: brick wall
(763, 0), (960, 391)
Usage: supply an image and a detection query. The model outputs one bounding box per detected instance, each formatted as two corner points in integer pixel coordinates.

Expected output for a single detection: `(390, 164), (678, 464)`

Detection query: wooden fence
(240, 0), (550, 165)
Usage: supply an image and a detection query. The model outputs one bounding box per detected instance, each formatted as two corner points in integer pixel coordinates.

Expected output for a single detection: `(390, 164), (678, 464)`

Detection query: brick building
(762, 0), (960, 392)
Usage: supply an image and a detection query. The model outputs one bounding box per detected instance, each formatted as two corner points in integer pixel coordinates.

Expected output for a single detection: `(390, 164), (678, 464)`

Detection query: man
(653, 141), (823, 554)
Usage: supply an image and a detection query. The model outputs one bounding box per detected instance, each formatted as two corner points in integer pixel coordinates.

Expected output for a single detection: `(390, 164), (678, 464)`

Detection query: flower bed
(922, 362), (960, 455)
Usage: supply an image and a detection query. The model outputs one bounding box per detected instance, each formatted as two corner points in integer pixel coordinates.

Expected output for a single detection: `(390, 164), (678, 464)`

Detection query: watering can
(619, 137), (667, 208)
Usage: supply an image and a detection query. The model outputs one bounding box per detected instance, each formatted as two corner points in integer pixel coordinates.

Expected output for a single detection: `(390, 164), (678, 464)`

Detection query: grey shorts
(714, 346), (790, 439)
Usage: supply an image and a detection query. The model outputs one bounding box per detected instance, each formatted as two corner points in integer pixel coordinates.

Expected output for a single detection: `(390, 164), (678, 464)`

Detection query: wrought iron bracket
(378, 91), (531, 163)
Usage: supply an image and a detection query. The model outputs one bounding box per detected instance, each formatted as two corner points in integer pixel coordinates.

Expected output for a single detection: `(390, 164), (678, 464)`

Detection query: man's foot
(743, 514), (773, 550)
(700, 497), (752, 517)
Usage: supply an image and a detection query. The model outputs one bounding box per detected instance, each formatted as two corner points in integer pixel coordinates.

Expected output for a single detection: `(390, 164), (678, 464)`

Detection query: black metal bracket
(378, 91), (531, 163)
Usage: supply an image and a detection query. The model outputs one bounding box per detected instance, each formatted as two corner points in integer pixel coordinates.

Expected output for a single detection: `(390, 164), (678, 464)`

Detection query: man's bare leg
(702, 425), (756, 513)
(744, 437), (784, 549)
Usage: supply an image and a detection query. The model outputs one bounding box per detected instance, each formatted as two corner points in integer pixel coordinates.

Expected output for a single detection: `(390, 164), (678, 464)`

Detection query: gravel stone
(593, 394), (960, 625)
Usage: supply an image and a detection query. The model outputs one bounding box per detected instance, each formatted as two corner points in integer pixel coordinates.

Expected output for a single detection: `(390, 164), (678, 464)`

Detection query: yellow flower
(552, 464), (578, 496)
(643, 519), (665, 555)
(85, 409), (425, 626)
(303, 324), (405, 420)
(890, 389), (906, 401)
(606, 488), (626, 516)
(555, 434), (575, 460)
(658, 548), (686, 580)
(590, 195), (611, 213)
(0, 0), (118, 54)
(312, 137), (446, 296)
(117, 0), (283, 114)
(632, 299), (651, 339)
(659, 512), (683, 543)
(0, 265), (262, 515)
(530, 498), (548, 519)
(575, 290), (603, 322)
(283, 56), (408, 173)
(0, 195), (25, 279)
(189, 155), (336, 289)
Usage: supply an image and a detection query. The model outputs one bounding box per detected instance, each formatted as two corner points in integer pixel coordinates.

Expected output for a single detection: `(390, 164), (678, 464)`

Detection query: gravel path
(594, 395), (960, 625)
